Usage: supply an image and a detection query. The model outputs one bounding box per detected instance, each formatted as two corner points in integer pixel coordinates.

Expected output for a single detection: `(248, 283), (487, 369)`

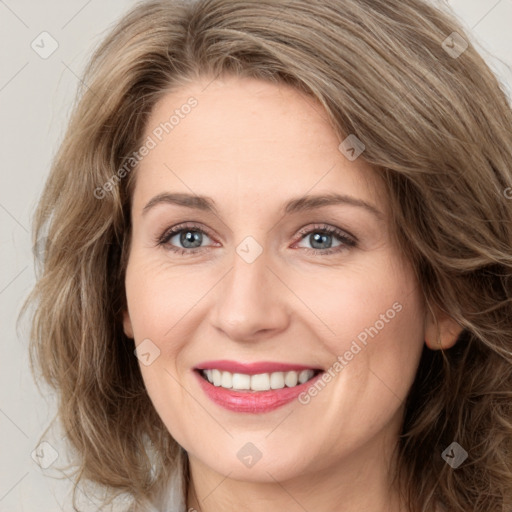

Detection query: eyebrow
(142, 192), (384, 220)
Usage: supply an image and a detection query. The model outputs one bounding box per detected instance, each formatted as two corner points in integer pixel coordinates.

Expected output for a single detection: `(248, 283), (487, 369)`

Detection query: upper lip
(194, 360), (322, 375)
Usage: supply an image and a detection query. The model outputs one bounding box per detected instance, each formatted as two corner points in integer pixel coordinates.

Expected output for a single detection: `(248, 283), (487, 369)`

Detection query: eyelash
(155, 222), (357, 256)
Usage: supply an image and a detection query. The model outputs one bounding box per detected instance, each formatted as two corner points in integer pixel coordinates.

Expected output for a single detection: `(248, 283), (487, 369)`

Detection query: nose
(209, 245), (290, 342)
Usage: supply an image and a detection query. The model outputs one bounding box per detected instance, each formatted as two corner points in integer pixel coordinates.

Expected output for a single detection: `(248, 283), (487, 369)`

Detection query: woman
(24, 0), (512, 511)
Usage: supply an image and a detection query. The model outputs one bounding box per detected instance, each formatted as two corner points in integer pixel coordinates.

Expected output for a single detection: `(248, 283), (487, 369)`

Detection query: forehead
(132, 76), (385, 217)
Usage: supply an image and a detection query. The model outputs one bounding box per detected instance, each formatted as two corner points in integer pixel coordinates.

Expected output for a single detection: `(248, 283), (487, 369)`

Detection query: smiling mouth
(196, 368), (322, 392)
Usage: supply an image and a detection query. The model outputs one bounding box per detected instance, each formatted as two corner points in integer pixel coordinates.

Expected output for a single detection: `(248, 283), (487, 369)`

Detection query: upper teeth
(202, 369), (316, 391)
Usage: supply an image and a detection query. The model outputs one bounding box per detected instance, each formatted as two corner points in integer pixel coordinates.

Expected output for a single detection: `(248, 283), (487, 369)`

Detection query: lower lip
(194, 370), (324, 413)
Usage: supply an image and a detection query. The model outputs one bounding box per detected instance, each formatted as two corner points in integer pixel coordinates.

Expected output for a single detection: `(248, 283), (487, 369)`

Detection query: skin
(122, 75), (462, 512)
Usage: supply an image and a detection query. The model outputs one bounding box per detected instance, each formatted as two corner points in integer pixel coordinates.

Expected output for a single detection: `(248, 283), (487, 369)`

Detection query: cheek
(301, 254), (425, 407)
(328, 278), (423, 362)
(290, 253), (422, 354)
(124, 255), (211, 347)
(124, 256), (203, 431)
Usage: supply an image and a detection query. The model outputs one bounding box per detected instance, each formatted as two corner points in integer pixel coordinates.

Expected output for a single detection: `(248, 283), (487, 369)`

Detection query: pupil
(311, 232), (331, 249)
(181, 230), (202, 248)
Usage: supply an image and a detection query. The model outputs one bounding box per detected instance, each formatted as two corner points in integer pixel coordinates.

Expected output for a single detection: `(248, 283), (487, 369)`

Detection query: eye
(293, 224), (357, 255)
(156, 222), (357, 257)
(156, 222), (216, 255)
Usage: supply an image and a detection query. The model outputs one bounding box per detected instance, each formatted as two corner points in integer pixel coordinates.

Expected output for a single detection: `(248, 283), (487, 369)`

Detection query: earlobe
(424, 306), (463, 350)
(123, 310), (134, 339)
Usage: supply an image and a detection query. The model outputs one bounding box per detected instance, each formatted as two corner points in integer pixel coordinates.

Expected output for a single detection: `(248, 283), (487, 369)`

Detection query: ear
(424, 305), (463, 350)
(123, 309), (134, 339)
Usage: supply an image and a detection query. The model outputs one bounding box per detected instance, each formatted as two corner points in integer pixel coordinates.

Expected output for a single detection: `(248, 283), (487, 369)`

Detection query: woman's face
(123, 76), (434, 485)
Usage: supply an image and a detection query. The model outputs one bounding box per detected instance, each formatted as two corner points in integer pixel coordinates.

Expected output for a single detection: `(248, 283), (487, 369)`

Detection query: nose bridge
(211, 236), (288, 339)
(225, 238), (271, 314)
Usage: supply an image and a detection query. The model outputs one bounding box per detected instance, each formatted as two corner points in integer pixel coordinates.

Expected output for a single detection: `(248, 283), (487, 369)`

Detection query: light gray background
(1, 1), (511, 510)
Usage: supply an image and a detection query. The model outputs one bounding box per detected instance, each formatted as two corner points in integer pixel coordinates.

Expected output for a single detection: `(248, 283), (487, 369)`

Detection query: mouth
(193, 360), (324, 413)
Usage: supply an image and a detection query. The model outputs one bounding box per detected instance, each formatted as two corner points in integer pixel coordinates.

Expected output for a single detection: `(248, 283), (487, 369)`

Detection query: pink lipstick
(193, 360), (323, 413)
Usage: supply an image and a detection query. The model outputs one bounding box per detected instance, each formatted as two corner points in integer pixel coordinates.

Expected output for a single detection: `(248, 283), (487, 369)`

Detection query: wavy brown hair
(22, 0), (512, 510)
